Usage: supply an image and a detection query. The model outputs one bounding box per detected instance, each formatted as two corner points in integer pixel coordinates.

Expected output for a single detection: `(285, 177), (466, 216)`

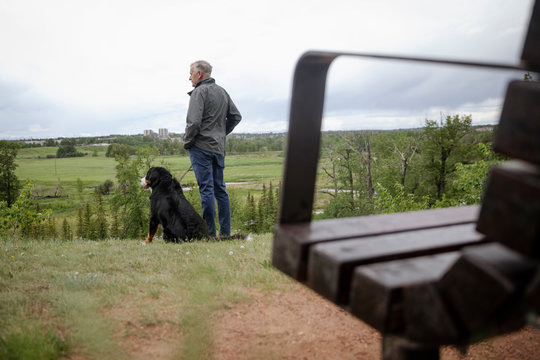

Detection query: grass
(0, 234), (291, 359)
(15, 148), (284, 187)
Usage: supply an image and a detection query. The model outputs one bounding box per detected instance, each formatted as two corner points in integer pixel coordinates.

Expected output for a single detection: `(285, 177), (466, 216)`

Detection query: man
(184, 60), (242, 238)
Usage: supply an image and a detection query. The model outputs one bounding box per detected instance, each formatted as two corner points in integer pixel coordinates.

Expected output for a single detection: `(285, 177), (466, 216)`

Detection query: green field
(15, 147), (284, 187)
(13, 147), (287, 218)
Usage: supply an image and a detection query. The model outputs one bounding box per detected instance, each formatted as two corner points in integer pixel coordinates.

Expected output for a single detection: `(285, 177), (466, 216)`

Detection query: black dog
(141, 167), (208, 242)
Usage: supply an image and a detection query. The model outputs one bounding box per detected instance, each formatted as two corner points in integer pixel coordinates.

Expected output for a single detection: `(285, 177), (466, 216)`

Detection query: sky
(0, 0), (535, 140)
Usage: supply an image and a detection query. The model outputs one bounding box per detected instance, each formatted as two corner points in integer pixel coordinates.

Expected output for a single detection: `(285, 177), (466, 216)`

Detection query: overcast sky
(0, 0), (535, 139)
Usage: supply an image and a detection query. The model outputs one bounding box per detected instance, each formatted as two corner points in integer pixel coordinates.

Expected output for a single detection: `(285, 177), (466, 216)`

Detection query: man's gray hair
(191, 60), (213, 76)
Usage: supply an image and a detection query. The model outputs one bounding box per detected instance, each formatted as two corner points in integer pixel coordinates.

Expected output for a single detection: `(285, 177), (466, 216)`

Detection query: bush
(95, 179), (114, 195)
(56, 139), (84, 158)
(0, 181), (50, 238)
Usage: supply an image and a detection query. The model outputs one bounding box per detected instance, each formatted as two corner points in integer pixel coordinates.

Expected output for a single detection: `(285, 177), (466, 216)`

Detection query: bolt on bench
(272, 2), (540, 359)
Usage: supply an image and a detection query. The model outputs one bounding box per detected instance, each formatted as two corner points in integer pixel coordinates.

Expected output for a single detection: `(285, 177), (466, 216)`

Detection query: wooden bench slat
(404, 282), (463, 344)
(526, 270), (540, 313)
(307, 223), (485, 305)
(439, 243), (538, 333)
(521, 0), (540, 70)
(272, 205), (479, 280)
(476, 160), (540, 258)
(494, 81), (540, 164)
(349, 252), (460, 334)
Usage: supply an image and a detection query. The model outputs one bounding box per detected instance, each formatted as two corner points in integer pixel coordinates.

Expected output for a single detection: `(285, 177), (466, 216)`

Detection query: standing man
(184, 60), (242, 238)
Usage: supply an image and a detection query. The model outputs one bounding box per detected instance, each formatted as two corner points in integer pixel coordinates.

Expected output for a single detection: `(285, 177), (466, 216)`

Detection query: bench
(272, 2), (540, 359)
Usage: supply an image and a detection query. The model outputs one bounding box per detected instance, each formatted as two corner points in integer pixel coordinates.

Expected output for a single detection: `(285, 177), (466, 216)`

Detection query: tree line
(19, 133), (286, 156)
(318, 114), (501, 218)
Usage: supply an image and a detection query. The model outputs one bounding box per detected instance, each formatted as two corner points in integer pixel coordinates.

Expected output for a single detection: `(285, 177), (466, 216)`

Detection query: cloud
(0, 0), (535, 139)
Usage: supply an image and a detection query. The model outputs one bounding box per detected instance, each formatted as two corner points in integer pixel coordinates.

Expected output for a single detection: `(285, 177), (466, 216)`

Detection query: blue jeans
(188, 146), (231, 237)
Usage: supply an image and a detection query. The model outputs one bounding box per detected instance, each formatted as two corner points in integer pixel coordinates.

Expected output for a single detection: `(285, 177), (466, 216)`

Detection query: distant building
(158, 128), (169, 139)
(144, 128), (170, 139)
(144, 129), (158, 138)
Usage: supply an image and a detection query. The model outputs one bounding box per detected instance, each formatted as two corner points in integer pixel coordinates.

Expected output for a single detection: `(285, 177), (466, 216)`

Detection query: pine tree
(266, 182), (277, 230)
(110, 211), (119, 239)
(246, 193), (257, 233)
(83, 202), (96, 239)
(62, 218), (73, 241)
(0, 140), (22, 207)
(46, 216), (57, 239)
(76, 207), (84, 239)
(31, 203), (44, 239)
(257, 184), (267, 233)
(94, 193), (108, 239)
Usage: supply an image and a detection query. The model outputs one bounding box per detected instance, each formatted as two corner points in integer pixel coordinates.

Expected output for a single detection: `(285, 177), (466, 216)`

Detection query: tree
(0, 181), (49, 237)
(105, 143), (136, 158)
(110, 211), (120, 238)
(83, 202), (94, 239)
(56, 139), (84, 158)
(452, 143), (500, 205)
(0, 140), (21, 207)
(61, 218), (73, 241)
(320, 132), (376, 217)
(242, 193), (257, 233)
(46, 216), (58, 239)
(76, 207), (84, 239)
(257, 183), (267, 232)
(96, 179), (114, 195)
(95, 193), (108, 239)
(374, 183), (430, 214)
(422, 114), (472, 200)
(110, 150), (152, 239)
(392, 132), (420, 187)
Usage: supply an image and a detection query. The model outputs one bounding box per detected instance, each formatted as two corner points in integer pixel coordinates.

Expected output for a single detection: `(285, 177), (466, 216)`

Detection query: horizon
(9, 123), (497, 143)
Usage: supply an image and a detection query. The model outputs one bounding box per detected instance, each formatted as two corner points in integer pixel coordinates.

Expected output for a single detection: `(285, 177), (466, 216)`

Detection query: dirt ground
(211, 285), (540, 360)
(108, 283), (540, 359)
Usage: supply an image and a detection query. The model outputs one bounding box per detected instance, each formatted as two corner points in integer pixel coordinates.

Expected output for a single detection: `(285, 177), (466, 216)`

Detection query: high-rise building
(158, 128), (169, 139)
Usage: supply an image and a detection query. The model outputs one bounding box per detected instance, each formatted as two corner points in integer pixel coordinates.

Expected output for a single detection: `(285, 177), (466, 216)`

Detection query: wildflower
(228, 251), (234, 256)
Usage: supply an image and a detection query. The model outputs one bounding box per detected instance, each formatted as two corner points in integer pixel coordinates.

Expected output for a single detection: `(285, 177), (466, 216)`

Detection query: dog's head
(140, 167), (173, 190)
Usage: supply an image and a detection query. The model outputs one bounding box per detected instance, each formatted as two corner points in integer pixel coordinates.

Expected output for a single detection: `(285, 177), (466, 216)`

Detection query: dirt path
(104, 283), (539, 359)
(211, 285), (540, 360)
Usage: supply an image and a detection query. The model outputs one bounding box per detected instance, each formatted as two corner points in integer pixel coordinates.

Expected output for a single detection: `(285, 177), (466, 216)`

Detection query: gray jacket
(184, 78), (242, 155)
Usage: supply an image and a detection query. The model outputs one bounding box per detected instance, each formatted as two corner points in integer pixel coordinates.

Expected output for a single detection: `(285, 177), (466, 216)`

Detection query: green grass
(0, 235), (291, 359)
(15, 148), (283, 185)
(15, 149), (284, 188)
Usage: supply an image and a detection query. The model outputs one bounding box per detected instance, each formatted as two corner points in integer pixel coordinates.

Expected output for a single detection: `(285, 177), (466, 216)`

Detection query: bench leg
(382, 336), (439, 360)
